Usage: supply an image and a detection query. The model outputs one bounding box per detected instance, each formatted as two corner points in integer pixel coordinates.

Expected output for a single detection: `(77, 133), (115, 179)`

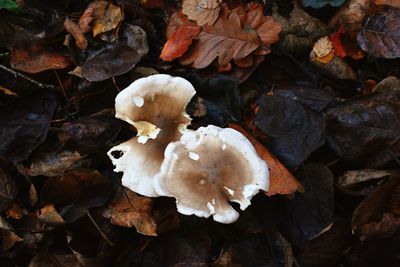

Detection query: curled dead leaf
(160, 26), (201, 61)
(64, 17), (87, 50)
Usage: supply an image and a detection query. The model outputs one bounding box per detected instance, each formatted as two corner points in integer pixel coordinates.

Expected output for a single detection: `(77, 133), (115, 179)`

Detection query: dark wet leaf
(279, 163), (334, 247)
(41, 169), (113, 222)
(352, 175), (400, 240)
(0, 228), (23, 252)
(28, 251), (83, 267)
(60, 109), (121, 148)
(0, 164), (17, 211)
(357, 6), (400, 59)
(326, 77), (400, 167)
(254, 93), (326, 169)
(302, 0), (345, 8)
(0, 92), (58, 162)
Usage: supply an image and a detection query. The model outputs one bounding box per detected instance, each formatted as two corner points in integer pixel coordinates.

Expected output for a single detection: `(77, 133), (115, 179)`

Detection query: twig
(0, 64), (58, 90)
(86, 211), (114, 246)
(53, 70), (69, 101)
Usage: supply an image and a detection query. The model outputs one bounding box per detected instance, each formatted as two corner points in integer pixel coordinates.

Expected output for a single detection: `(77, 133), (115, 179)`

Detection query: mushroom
(107, 74), (196, 196)
(154, 125), (269, 223)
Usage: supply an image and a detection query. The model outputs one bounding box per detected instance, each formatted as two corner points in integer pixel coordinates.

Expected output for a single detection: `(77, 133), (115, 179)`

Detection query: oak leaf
(179, 4), (282, 69)
(182, 0), (221, 26)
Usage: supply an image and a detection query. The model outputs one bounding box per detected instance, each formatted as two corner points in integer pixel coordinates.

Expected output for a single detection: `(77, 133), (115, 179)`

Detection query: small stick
(0, 64), (58, 90)
(86, 211), (114, 246)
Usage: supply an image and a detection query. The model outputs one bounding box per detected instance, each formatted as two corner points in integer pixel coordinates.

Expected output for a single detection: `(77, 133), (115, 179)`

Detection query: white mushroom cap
(154, 125), (269, 223)
(107, 74), (196, 197)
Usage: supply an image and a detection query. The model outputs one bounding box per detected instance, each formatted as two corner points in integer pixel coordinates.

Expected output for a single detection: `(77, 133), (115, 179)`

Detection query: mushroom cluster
(108, 74), (269, 223)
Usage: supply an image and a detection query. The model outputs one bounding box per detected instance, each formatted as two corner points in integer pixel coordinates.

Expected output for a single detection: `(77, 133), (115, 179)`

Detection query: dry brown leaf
(229, 123), (304, 196)
(64, 17), (87, 50)
(38, 204), (65, 225)
(375, 0), (400, 8)
(182, 0), (221, 26)
(180, 3), (281, 69)
(329, 0), (373, 32)
(10, 42), (72, 73)
(313, 36), (333, 58)
(104, 188), (157, 236)
(81, 0), (123, 37)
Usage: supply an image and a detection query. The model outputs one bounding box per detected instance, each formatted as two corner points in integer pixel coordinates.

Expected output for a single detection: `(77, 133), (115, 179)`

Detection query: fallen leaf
(81, 0), (123, 37)
(254, 93), (326, 169)
(179, 3), (282, 69)
(312, 36), (335, 64)
(182, 0), (221, 26)
(357, 6), (400, 58)
(80, 43), (140, 82)
(160, 25), (201, 61)
(229, 123), (304, 196)
(352, 175), (400, 240)
(279, 163), (335, 247)
(310, 48), (357, 79)
(140, 0), (165, 8)
(122, 24), (149, 57)
(38, 204), (65, 225)
(10, 41), (72, 73)
(302, 0), (345, 8)
(103, 187), (157, 236)
(64, 17), (87, 50)
(28, 252), (83, 267)
(339, 169), (391, 188)
(0, 92), (58, 162)
(329, 0), (373, 33)
(326, 76), (400, 167)
(375, 0), (400, 8)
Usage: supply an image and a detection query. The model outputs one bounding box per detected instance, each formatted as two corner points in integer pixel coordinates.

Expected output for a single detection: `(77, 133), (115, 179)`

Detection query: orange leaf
(229, 123), (304, 196)
(10, 42), (72, 73)
(64, 17), (88, 51)
(315, 51), (334, 64)
(160, 25), (201, 62)
(330, 24), (347, 58)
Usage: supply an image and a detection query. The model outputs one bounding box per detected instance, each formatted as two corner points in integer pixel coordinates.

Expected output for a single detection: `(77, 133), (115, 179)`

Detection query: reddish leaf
(160, 25), (201, 62)
(10, 42), (72, 73)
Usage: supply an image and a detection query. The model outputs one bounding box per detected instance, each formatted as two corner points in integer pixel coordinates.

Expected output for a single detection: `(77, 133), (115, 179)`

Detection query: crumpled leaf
(80, 0), (123, 37)
(352, 175), (400, 240)
(375, 0), (400, 8)
(182, 0), (221, 26)
(160, 25), (201, 61)
(80, 43), (140, 82)
(10, 41), (72, 73)
(326, 76), (400, 167)
(0, 164), (17, 212)
(64, 17), (87, 50)
(312, 36), (334, 64)
(103, 187), (157, 236)
(60, 109), (121, 148)
(302, 0), (345, 8)
(229, 123), (304, 196)
(273, 3), (330, 55)
(38, 204), (65, 225)
(279, 163), (335, 247)
(178, 3), (282, 69)
(254, 92), (326, 169)
(0, 92), (58, 162)
(357, 6), (400, 59)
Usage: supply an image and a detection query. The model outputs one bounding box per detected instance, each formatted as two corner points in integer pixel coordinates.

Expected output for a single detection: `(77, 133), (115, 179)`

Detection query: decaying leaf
(160, 25), (201, 61)
(172, 3), (281, 69)
(312, 36), (334, 64)
(339, 169), (391, 188)
(0, 228), (23, 252)
(182, 0), (221, 26)
(229, 123), (304, 196)
(329, 0), (373, 33)
(38, 204), (65, 225)
(64, 17), (87, 50)
(10, 41), (72, 73)
(326, 76), (400, 167)
(352, 175), (400, 240)
(357, 6), (400, 59)
(375, 0), (400, 8)
(80, 0), (123, 37)
(0, 164), (17, 212)
(273, 3), (330, 55)
(103, 187), (157, 236)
